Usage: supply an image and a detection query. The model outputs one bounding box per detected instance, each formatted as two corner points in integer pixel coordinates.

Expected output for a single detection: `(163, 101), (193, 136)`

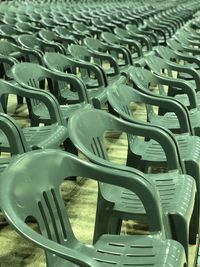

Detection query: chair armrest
(0, 113), (28, 154)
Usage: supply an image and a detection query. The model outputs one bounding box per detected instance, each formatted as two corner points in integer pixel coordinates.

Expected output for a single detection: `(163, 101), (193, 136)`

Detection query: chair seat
(101, 171), (195, 221)
(33, 102), (92, 123)
(149, 111), (181, 132)
(93, 234), (186, 266)
(47, 234), (186, 267)
(22, 124), (68, 149)
(130, 135), (200, 164)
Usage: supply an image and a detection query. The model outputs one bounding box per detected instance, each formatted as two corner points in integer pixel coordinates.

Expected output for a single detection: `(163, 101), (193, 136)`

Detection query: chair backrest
(68, 44), (91, 61)
(84, 37), (106, 53)
(18, 34), (42, 50)
(0, 149), (164, 265)
(68, 108), (182, 172)
(101, 32), (120, 45)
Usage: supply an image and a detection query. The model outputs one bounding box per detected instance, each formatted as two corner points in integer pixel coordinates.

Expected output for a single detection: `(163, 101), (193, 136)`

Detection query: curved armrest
(18, 47), (44, 65)
(44, 70), (91, 104)
(0, 54), (18, 65)
(0, 113), (28, 154)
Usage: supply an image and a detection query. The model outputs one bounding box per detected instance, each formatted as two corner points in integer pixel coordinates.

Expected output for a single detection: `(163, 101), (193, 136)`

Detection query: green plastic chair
(0, 149), (187, 267)
(101, 31), (143, 64)
(0, 39), (43, 66)
(68, 108), (197, 259)
(17, 34), (64, 57)
(144, 54), (200, 109)
(0, 79), (69, 151)
(114, 26), (153, 53)
(155, 45), (200, 80)
(129, 67), (200, 136)
(126, 24), (159, 46)
(83, 36), (133, 77)
(43, 52), (108, 109)
(12, 62), (92, 126)
(106, 83), (200, 234)
(68, 44), (127, 86)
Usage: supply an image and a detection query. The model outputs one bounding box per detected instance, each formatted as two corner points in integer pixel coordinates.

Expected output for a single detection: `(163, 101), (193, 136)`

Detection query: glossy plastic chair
(68, 108), (197, 258)
(130, 66), (200, 136)
(12, 62), (92, 126)
(0, 79), (68, 151)
(144, 54), (200, 109)
(126, 24), (159, 46)
(43, 52), (108, 109)
(106, 83), (200, 229)
(0, 149), (187, 267)
(155, 45), (200, 80)
(84, 36), (133, 76)
(68, 44), (127, 86)
(101, 31), (143, 64)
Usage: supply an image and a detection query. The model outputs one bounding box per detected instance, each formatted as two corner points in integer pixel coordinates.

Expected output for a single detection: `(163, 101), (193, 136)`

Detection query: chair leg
(189, 192), (199, 244)
(169, 214), (189, 261)
(108, 216), (122, 235)
(93, 193), (114, 244)
(63, 138), (78, 181)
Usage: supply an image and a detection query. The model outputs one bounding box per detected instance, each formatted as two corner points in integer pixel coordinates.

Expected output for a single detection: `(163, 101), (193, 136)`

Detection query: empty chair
(0, 79), (68, 151)
(129, 67), (200, 136)
(144, 54), (200, 109)
(68, 44), (127, 86)
(68, 108), (197, 258)
(12, 62), (92, 126)
(84, 37), (133, 76)
(106, 83), (200, 227)
(43, 52), (108, 109)
(101, 31), (143, 65)
(0, 148), (187, 267)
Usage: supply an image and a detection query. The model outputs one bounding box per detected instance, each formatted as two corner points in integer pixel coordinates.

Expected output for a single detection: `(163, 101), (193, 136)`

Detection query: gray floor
(0, 95), (198, 266)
